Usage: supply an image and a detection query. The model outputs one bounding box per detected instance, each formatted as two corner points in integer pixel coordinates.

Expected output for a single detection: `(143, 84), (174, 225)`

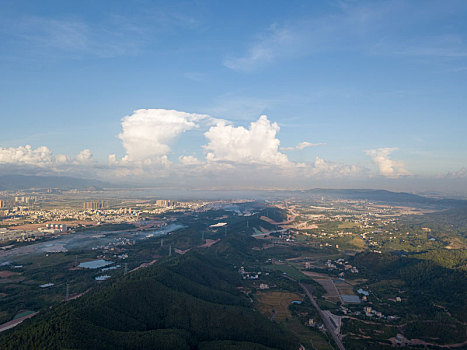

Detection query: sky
(0, 0), (466, 194)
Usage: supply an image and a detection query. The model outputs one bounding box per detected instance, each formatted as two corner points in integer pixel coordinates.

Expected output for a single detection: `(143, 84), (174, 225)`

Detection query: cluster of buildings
(0, 227), (47, 243)
(323, 259), (359, 274)
(0, 196), (38, 208)
(363, 306), (385, 318)
(238, 266), (262, 280)
(306, 317), (326, 332)
(0, 198), (208, 244)
(15, 196), (37, 204)
(336, 289), (401, 321)
(1, 199), (190, 227)
(155, 199), (177, 207)
(92, 237), (136, 259)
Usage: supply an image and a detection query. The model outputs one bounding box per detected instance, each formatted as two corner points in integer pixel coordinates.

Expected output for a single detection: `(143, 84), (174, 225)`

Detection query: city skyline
(1, 0), (466, 194)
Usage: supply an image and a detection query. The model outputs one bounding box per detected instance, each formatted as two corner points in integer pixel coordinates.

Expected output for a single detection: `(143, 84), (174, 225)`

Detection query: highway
(300, 283), (345, 350)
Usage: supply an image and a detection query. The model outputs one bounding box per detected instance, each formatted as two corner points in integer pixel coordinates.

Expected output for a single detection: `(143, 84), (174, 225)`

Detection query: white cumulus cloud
(310, 156), (361, 176)
(75, 149), (94, 163)
(55, 154), (70, 163)
(203, 115), (289, 166)
(118, 109), (209, 162)
(281, 141), (326, 151)
(365, 147), (410, 177)
(0, 145), (54, 166)
(108, 154), (118, 166)
(0, 144), (108, 175)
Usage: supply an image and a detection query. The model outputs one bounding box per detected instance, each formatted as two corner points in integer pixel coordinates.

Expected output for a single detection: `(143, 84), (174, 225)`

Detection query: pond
(95, 275), (110, 281)
(357, 288), (369, 296)
(78, 259), (113, 269)
(101, 265), (120, 271)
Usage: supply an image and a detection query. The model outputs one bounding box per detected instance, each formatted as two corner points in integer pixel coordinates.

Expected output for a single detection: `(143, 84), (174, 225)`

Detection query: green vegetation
(259, 207), (287, 223)
(2, 199), (467, 349)
(353, 252), (467, 321)
(264, 263), (307, 281)
(345, 251), (467, 346)
(337, 222), (360, 229)
(0, 235), (299, 350)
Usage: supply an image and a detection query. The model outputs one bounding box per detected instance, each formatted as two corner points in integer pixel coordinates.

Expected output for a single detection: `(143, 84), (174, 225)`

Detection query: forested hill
(0, 236), (298, 350)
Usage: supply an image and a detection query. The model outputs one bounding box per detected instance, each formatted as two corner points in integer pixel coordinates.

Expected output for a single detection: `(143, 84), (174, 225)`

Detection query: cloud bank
(0, 145), (101, 178)
(0, 145), (95, 167)
(1, 109), (417, 188)
(445, 167), (466, 179)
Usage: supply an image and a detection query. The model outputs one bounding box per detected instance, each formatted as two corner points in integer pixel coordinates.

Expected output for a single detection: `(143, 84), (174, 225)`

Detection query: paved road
(300, 283), (345, 350)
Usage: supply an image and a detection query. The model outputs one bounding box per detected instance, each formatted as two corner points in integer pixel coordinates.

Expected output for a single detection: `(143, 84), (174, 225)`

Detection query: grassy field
(266, 263), (308, 280)
(338, 222), (360, 229)
(334, 281), (355, 296)
(255, 291), (303, 322)
(286, 319), (334, 350)
(316, 298), (338, 310)
(349, 236), (366, 249)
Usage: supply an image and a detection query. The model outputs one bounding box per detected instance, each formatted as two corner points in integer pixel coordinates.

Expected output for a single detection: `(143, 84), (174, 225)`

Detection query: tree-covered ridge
(0, 244), (298, 350)
(353, 252), (467, 322)
(402, 206), (467, 238)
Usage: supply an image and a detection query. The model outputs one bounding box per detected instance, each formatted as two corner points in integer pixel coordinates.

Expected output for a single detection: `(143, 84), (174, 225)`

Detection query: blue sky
(0, 0), (466, 193)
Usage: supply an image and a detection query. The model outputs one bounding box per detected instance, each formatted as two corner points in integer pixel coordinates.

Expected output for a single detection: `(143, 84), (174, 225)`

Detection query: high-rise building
(83, 201), (106, 210)
(155, 199), (177, 207)
(14, 196), (36, 204)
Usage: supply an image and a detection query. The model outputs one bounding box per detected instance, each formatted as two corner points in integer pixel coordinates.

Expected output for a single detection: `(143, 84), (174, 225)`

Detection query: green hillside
(0, 238), (298, 350)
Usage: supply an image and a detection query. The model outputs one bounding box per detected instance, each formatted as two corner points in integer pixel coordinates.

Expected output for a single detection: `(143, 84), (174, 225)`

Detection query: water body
(0, 223), (185, 263)
(101, 265), (120, 272)
(78, 260), (112, 269)
(95, 275), (110, 281)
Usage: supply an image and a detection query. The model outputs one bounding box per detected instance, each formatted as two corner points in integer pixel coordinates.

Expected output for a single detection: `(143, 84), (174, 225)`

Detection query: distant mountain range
(0, 175), (114, 190)
(1, 175), (465, 208)
(302, 188), (430, 201)
(289, 188), (467, 208)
